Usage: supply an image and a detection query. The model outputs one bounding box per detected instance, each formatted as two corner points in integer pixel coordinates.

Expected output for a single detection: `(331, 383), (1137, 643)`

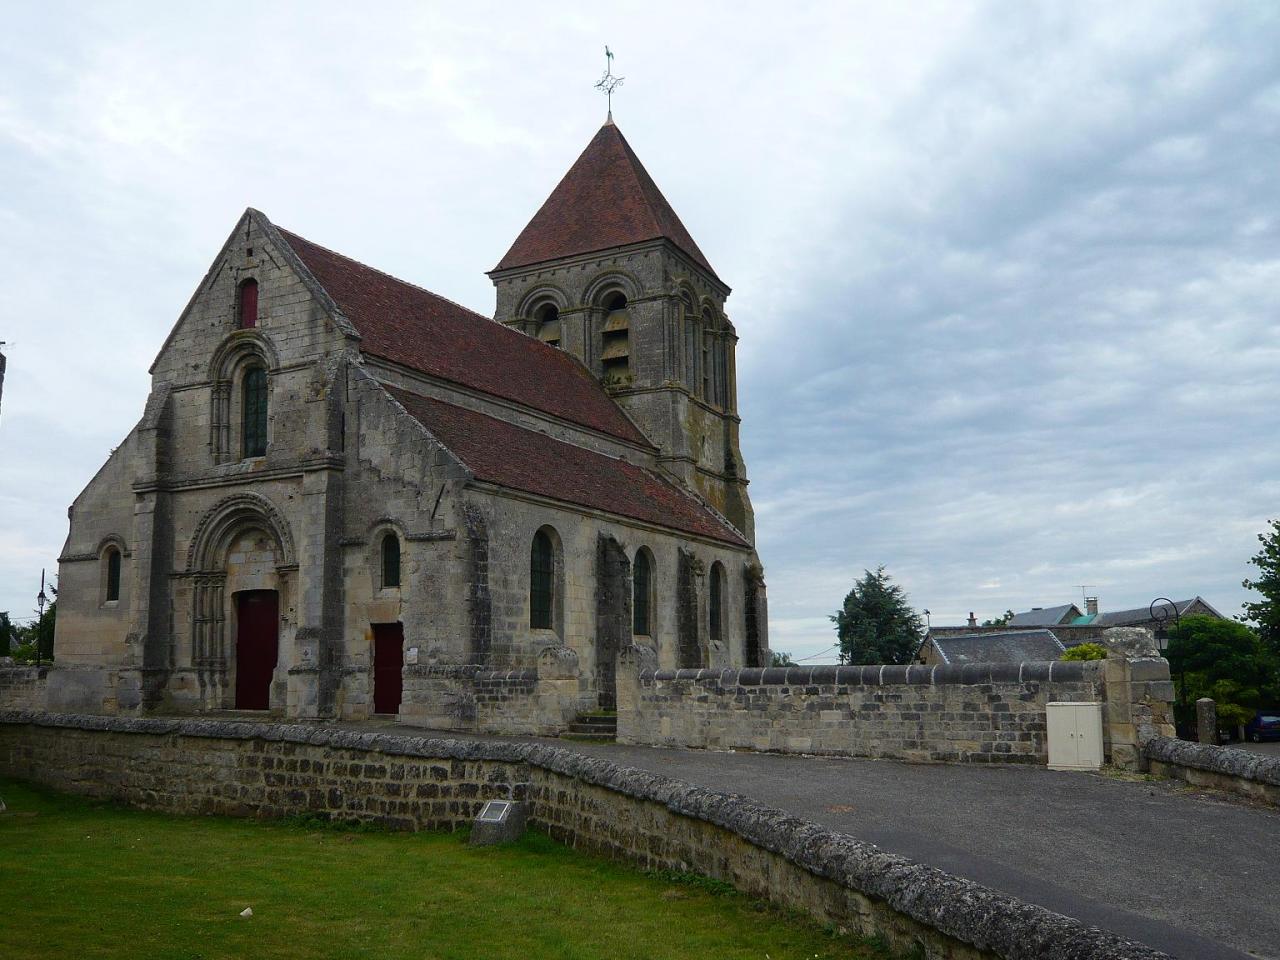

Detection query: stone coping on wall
(402, 664), (538, 683)
(639, 660), (1099, 686)
(0, 709), (1169, 960)
(1144, 735), (1280, 788)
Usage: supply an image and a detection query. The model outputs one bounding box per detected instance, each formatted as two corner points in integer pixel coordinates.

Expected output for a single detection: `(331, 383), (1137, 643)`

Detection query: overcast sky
(1, 2), (1278, 659)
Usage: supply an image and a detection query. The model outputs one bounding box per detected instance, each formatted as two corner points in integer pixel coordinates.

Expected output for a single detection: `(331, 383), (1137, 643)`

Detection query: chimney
(1086, 596), (1098, 616)
(967, 612), (977, 627)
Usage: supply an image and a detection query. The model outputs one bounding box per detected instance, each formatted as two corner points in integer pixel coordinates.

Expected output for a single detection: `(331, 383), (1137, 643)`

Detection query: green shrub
(1061, 642), (1107, 662)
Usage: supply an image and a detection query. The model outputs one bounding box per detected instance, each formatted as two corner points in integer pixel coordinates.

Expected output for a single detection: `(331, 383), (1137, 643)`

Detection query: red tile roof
(386, 386), (748, 547)
(276, 225), (650, 448)
(493, 122), (720, 280)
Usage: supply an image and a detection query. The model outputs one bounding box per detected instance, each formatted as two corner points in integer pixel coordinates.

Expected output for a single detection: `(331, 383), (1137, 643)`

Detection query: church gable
(148, 209), (356, 388)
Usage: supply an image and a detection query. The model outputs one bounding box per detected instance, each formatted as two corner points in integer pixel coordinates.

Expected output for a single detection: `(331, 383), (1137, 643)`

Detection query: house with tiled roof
(50, 121), (766, 730)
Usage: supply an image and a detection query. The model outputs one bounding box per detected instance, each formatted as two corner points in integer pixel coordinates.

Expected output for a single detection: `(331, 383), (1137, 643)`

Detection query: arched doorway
(235, 590), (278, 710)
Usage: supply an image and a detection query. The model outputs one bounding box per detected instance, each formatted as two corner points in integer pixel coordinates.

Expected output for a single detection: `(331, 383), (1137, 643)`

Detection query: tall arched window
(682, 294), (699, 394)
(242, 366), (268, 458)
(633, 548), (653, 636)
(238, 279), (259, 329)
(709, 561), (725, 645)
(105, 547), (121, 602)
(701, 309), (715, 401)
(530, 530), (555, 629)
(381, 533), (401, 589)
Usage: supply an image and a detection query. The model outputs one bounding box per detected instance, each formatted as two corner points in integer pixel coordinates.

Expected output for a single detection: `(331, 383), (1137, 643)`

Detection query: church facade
(51, 121), (767, 728)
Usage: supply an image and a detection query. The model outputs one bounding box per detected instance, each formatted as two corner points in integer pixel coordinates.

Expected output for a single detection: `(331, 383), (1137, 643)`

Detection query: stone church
(51, 121), (767, 728)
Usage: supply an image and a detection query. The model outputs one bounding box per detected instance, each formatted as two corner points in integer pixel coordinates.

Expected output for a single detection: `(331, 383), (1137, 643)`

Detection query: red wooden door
(235, 591), (278, 710)
(372, 622), (404, 715)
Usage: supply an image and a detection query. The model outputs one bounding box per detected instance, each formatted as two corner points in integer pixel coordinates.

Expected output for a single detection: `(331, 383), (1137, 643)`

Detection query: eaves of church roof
(269, 220), (652, 449)
(385, 386), (749, 548)
(491, 121), (721, 282)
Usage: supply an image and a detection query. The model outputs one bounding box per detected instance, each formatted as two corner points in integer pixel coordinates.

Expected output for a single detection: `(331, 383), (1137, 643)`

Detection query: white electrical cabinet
(1046, 701), (1104, 771)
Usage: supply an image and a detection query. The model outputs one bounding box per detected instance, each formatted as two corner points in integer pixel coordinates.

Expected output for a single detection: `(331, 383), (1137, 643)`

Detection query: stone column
(1196, 697), (1218, 745)
(1100, 628), (1177, 770)
(288, 463), (344, 719)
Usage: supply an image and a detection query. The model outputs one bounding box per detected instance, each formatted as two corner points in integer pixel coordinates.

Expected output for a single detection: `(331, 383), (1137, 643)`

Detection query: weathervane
(595, 46), (624, 121)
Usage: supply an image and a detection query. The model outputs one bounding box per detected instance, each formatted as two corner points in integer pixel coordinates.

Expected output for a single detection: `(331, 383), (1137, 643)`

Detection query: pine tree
(830, 566), (924, 665)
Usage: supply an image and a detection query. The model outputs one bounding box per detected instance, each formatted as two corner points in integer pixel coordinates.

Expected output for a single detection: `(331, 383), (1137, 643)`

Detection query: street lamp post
(35, 569), (48, 668)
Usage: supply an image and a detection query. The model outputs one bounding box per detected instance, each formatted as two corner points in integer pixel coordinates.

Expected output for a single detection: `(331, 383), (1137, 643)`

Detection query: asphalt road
(367, 724), (1278, 960)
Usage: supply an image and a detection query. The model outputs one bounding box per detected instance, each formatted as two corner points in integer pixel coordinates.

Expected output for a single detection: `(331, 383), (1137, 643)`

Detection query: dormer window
(238, 279), (259, 329)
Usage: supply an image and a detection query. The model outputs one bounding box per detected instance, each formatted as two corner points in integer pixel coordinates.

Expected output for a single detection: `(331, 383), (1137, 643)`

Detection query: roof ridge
(276, 225), (491, 324)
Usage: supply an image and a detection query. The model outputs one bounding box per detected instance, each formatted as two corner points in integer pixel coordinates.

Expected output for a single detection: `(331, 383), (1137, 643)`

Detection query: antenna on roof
(595, 46), (624, 122)
(1075, 585), (1096, 604)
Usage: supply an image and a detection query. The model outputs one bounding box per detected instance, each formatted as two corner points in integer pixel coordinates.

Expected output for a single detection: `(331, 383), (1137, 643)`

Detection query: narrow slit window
(381, 533), (401, 589)
(709, 562), (725, 644)
(530, 530), (554, 629)
(106, 548), (121, 602)
(242, 366), (268, 458)
(633, 549), (652, 636)
(238, 279), (259, 329)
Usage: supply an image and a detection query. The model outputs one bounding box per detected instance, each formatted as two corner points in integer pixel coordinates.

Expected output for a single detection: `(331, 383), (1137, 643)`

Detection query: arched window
(534, 302), (561, 347)
(633, 548), (653, 636)
(105, 547), (121, 602)
(682, 294), (699, 393)
(381, 533), (401, 589)
(701, 309), (715, 401)
(709, 561), (725, 645)
(601, 292), (630, 383)
(241, 366), (268, 458)
(714, 336), (727, 408)
(238, 279), (259, 329)
(530, 529), (555, 629)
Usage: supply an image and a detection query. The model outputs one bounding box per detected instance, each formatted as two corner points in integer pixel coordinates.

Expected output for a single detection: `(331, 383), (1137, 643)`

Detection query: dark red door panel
(372, 622), (403, 715)
(235, 591), (278, 710)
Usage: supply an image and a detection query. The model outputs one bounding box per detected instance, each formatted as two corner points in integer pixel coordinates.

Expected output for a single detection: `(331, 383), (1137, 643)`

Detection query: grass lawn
(0, 779), (889, 960)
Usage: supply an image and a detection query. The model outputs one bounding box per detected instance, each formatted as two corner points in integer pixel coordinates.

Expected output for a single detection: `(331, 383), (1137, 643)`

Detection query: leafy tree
(981, 609), (1015, 628)
(0, 611), (11, 657)
(1243, 518), (1280, 659)
(830, 566), (924, 665)
(769, 650), (796, 667)
(1166, 614), (1279, 732)
(1060, 642), (1106, 662)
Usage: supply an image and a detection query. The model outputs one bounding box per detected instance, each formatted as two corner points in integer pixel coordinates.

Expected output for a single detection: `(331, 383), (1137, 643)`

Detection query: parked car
(1244, 711), (1280, 743)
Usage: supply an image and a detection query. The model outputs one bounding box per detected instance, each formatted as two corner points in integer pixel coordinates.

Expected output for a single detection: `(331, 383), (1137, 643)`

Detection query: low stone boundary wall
(618, 659), (1105, 764)
(0, 711), (1168, 960)
(399, 665), (587, 736)
(1144, 736), (1280, 806)
(0, 663), (49, 710)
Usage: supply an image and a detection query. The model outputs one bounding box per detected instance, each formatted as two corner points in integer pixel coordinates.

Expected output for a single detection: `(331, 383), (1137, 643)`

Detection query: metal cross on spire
(595, 46), (624, 122)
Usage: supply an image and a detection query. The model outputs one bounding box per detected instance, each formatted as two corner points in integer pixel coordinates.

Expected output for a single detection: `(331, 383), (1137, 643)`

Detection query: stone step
(561, 730), (617, 742)
(562, 712), (618, 742)
(573, 715), (618, 728)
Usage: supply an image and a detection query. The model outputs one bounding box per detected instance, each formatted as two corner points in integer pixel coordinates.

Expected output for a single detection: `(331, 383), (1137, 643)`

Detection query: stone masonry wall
(1144, 736), (1280, 807)
(398, 665), (582, 737)
(0, 712), (1169, 960)
(617, 659), (1107, 764)
(0, 664), (48, 710)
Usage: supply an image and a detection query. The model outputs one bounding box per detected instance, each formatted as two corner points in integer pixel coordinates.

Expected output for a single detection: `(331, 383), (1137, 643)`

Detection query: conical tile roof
(494, 122), (719, 280)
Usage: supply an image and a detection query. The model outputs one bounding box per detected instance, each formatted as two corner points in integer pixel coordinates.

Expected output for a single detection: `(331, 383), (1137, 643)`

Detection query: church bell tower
(488, 121), (753, 540)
